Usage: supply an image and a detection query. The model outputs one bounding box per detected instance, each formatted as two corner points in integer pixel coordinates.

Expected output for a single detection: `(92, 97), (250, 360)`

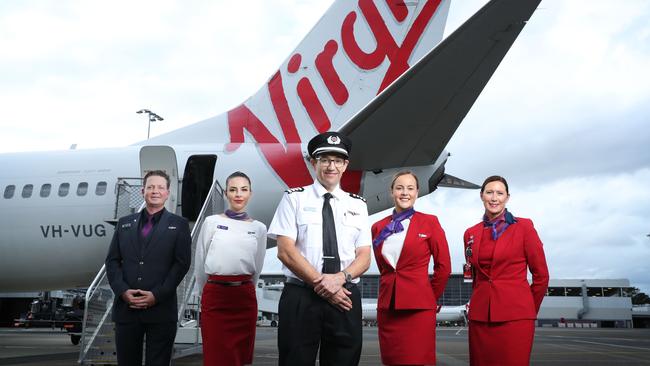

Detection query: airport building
(260, 274), (635, 328)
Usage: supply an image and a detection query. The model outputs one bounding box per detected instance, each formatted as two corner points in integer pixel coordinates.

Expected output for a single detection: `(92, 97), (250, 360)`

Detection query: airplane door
(181, 155), (217, 221)
(139, 146), (179, 213)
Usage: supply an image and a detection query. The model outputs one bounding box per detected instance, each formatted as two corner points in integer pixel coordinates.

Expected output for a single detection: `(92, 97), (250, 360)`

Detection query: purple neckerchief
(482, 209), (516, 240)
(372, 208), (415, 247)
(225, 209), (250, 221)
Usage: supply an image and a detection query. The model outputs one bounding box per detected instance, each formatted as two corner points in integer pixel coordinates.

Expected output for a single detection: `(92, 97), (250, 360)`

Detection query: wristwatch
(342, 270), (352, 284)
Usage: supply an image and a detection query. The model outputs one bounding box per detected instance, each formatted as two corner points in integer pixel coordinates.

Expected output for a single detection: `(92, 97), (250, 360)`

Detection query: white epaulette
(285, 187), (305, 194)
(349, 193), (367, 202)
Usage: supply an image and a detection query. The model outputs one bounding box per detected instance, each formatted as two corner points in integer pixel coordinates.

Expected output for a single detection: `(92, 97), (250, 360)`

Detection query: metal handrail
(79, 201), (146, 364)
(79, 264), (106, 361)
(112, 177), (143, 219)
(177, 178), (224, 322)
(191, 179), (224, 238)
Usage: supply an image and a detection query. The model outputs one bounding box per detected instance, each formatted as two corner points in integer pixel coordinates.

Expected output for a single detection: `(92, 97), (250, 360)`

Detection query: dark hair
(226, 171), (252, 190)
(390, 170), (419, 190)
(143, 170), (170, 189)
(480, 175), (509, 194)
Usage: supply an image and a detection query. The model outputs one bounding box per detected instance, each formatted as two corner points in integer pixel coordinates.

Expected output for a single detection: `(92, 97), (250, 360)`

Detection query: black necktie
(322, 193), (340, 274)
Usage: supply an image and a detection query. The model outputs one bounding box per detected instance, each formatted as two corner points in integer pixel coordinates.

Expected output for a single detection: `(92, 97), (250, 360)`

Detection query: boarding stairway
(78, 178), (224, 364)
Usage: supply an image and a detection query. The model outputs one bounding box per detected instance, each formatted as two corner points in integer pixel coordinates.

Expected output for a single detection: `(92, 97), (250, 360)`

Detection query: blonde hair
(390, 170), (419, 190)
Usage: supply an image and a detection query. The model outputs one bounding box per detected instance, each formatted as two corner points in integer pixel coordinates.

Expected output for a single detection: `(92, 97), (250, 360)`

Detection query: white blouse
(194, 214), (267, 295)
(380, 218), (411, 268)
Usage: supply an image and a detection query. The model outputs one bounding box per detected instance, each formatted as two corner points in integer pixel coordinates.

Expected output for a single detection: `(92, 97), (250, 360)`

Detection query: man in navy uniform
(106, 170), (191, 365)
(268, 132), (372, 366)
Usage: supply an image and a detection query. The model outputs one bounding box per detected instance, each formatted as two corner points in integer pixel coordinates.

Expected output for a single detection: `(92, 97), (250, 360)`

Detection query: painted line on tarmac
(437, 353), (468, 366)
(571, 340), (650, 351)
(544, 334), (650, 343)
(0, 352), (77, 366)
(541, 341), (649, 364)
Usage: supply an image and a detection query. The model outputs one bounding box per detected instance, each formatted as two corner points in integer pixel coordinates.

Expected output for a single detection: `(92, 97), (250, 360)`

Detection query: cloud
(0, 0), (331, 152)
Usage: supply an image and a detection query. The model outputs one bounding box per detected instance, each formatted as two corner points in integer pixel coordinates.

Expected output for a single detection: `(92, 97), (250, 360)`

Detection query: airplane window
(565, 287), (582, 296)
(587, 287), (603, 297)
(22, 184), (34, 198)
(96, 181), (107, 196)
(622, 287), (635, 297)
(3, 185), (15, 199)
(40, 184), (52, 198)
(603, 287), (621, 297)
(77, 182), (88, 196)
(58, 183), (70, 197)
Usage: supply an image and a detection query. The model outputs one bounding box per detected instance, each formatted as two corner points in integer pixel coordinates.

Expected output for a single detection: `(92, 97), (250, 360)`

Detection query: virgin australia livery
(0, 0), (543, 292)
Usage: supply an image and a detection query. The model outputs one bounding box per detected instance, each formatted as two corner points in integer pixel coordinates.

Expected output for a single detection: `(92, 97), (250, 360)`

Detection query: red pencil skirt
(468, 319), (534, 366)
(201, 275), (257, 366)
(378, 308), (437, 365)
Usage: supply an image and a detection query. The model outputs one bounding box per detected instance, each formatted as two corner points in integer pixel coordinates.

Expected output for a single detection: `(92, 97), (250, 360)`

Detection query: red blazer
(372, 212), (451, 310)
(464, 217), (549, 322)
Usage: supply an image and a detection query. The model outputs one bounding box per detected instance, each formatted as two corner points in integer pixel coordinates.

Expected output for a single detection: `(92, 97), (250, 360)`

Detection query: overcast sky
(1, 1), (649, 293)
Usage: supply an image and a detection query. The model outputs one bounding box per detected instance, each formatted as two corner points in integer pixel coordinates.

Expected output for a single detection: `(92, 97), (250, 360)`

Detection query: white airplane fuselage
(361, 302), (467, 323)
(0, 143), (440, 291)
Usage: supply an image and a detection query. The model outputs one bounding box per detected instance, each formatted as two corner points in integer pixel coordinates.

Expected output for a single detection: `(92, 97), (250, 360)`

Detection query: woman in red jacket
(371, 171), (451, 366)
(464, 175), (549, 366)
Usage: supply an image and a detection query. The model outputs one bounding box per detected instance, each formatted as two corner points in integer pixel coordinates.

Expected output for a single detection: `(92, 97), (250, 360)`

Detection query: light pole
(136, 109), (164, 139)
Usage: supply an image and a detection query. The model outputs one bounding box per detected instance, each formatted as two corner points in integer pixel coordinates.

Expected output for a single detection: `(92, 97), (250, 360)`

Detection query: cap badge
(327, 135), (341, 145)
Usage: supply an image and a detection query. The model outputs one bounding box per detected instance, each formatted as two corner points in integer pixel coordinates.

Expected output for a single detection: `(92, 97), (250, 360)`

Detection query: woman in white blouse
(194, 171), (267, 366)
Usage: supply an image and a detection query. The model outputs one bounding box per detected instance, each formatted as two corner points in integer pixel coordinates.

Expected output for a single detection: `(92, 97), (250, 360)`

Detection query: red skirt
(378, 308), (436, 365)
(201, 275), (257, 366)
(469, 319), (534, 366)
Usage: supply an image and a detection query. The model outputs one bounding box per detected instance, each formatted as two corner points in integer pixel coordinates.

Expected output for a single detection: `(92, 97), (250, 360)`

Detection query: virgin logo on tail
(226, 0), (444, 192)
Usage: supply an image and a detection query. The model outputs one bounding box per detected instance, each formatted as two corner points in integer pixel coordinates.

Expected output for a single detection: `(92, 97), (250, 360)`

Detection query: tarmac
(1, 326), (649, 365)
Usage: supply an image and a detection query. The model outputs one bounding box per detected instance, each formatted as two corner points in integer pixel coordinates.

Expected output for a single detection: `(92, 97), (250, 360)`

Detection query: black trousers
(278, 283), (362, 366)
(114, 321), (177, 366)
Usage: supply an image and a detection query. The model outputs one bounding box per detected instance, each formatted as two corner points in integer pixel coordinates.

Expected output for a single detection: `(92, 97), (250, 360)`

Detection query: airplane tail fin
(146, 1), (456, 191)
(436, 174), (480, 190)
(147, 0), (452, 146)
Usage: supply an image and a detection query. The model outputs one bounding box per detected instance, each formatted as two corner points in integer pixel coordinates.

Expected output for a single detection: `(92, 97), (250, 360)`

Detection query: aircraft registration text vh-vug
(0, 0), (544, 292)
(40, 224), (107, 239)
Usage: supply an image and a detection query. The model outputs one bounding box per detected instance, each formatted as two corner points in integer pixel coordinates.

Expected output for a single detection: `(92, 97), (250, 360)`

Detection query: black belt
(207, 279), (251, 287)
(285, 277), (312, 288)
(285, 277), (356, 290)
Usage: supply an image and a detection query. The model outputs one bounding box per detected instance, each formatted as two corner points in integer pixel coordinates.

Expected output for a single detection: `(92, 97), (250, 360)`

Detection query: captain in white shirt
(268, 131), (371, 366)
(194, 171), (266, 366)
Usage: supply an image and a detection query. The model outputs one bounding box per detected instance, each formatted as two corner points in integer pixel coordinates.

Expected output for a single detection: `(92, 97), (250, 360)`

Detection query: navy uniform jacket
(105, 209), (192, 323)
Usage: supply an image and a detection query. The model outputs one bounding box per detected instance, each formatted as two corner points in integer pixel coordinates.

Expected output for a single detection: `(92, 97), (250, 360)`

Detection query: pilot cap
(307, 131), (351, 159)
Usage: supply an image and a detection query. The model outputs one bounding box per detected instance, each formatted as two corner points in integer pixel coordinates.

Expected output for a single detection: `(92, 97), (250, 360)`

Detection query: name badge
(463, 263), (473, 283)
(247, 231), (256, 235)
(217, 225), (228, 230)
(463, 235), (474, 283)
(121, 223), (131, 228)
(302, 207), (317, 212)
(168, 226), (177, 230)
(418, 233), (428, 238)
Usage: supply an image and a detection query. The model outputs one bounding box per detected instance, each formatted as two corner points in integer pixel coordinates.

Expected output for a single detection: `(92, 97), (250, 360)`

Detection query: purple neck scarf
(225, 209), (250, 221)
(482, 209), (516, 240)
(372, 208), (415, 247)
